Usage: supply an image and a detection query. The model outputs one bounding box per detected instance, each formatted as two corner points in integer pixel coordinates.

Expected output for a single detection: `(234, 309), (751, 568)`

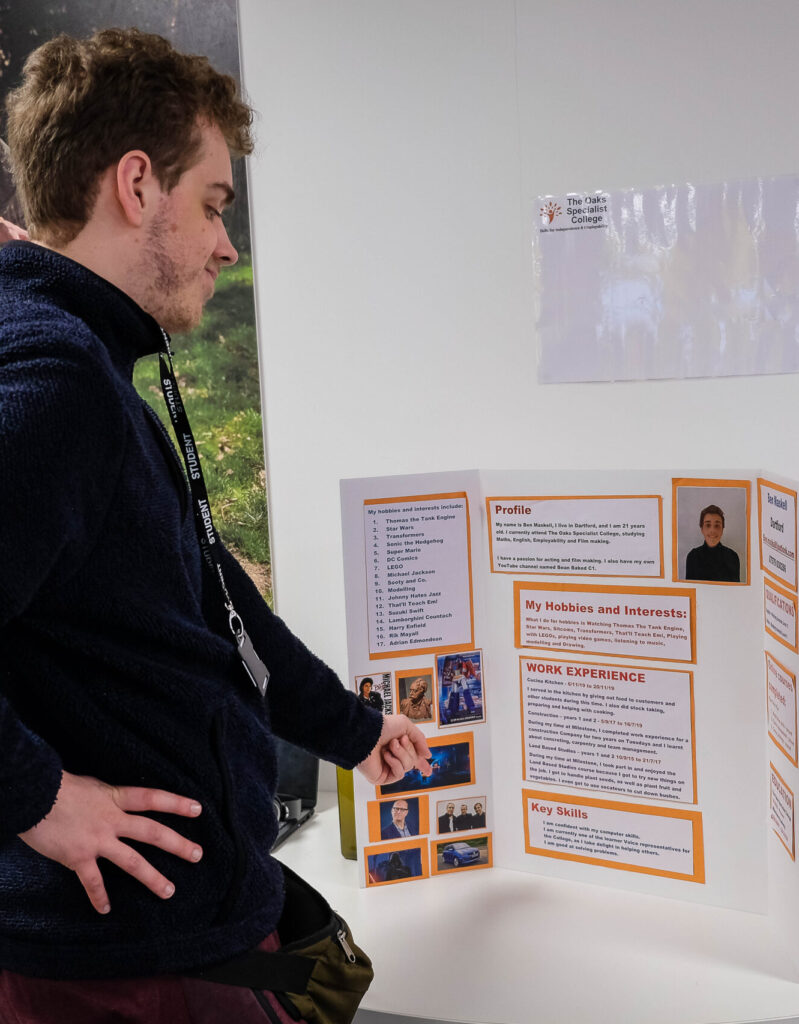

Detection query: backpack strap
(187, 947), (314, 993)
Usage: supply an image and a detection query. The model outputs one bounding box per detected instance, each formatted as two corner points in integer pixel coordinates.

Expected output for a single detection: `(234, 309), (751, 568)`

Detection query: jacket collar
(0, 241), (164, 372)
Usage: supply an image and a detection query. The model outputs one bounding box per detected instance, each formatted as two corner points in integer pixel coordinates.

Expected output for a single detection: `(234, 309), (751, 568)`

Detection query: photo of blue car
(441, 842), (481, 867)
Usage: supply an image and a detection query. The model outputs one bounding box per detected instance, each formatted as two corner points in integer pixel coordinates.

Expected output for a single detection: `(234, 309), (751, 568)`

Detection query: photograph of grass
(133, 259), (271, 602)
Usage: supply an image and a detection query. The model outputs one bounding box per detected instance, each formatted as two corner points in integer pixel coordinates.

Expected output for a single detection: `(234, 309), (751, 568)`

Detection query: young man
(684, 503), (740, 583)
(0, 28), (429, 1022)
(358, 676), (384, 711)
(455, 803), (473, 831)
(438, 802), (457, 833)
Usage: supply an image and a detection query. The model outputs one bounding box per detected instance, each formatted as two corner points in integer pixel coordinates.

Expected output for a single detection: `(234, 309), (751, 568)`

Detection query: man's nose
(216, 221), (238, 266)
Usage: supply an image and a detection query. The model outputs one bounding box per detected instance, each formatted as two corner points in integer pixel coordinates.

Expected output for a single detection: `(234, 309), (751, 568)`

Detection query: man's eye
(207, 207), (222, 219)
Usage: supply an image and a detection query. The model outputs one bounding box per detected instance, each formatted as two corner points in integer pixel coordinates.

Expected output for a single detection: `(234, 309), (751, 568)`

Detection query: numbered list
(364, 495), (473, 656)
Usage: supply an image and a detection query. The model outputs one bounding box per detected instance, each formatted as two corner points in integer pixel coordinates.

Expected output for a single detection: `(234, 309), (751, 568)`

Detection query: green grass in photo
(133, 257), (272, 605)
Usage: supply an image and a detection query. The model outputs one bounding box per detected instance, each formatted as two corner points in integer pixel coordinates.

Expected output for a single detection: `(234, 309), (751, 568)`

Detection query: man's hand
(357, 713), (432, 786)
(0, 217), (27, 243)
(18, 771), (203, 915)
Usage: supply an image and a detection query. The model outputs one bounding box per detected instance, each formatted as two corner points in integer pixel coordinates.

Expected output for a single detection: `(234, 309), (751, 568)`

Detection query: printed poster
(363, 493), (474, 658)
(522, 790), (704, 882)
(536, 175), (799, 383)
(759, 479), (798, 592)
(766, 653), (798, 766)
(764, 580), (799, 653)
(520, 657), (696, 802)
(771, 764), (795, 860)
(487, 495), (662, 577)
(514, 582), (695, 663)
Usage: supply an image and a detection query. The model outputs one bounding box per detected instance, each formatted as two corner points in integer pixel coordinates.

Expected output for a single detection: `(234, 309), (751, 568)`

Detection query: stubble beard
(139, 209), (204, 334)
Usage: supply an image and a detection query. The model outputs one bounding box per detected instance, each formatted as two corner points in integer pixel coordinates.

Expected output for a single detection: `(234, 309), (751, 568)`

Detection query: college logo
(539, 200), (562, 225)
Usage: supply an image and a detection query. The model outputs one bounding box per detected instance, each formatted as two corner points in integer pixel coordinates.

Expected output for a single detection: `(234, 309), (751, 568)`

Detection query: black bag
(189, 861), (373, 1024)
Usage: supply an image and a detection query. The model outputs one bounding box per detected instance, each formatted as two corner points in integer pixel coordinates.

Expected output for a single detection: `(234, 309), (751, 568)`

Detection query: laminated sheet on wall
(536, 175), (799, 383)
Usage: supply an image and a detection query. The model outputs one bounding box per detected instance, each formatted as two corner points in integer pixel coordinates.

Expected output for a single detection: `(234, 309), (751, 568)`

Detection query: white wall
(238, 0), (799, 789)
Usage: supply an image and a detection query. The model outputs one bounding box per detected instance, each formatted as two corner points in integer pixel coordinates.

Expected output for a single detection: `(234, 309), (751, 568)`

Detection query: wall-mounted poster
(536, 175), (799, 384)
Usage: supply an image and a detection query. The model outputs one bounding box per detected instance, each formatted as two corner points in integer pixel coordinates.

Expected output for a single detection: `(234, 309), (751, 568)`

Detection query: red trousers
(0, 934), (307, 1024)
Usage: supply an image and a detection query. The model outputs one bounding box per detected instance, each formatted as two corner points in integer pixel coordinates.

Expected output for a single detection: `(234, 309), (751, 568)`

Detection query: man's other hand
(18, 771), (203, 915)
(356, 713), (432, 786)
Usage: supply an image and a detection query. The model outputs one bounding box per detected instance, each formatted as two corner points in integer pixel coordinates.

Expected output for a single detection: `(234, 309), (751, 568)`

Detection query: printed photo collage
(354, 649), (493, 887)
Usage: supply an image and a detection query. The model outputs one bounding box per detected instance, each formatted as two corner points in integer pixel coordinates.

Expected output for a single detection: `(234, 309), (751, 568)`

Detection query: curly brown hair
(6, 27), (254, 246)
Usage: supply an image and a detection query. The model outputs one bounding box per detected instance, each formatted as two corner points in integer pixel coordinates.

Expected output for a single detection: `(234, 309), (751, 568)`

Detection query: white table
(277, 794), (799, 1024)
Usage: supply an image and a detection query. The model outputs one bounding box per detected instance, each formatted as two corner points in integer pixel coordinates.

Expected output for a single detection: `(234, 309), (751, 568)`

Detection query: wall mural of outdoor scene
(0, 0), (272, 602)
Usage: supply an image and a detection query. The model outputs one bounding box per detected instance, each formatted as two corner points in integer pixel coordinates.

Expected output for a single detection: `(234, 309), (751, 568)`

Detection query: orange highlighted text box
(364, 492), (475, 661)
(766, 651), (798, 767)
(764, 579), (799, 653)
(522, 789), (704, 882)
(758, 478), (798, 592)
(514, 581), (696, 664)
(770, 763), (795, 861)
(518, 656), (697, 804)
(486, 494), (663, 578)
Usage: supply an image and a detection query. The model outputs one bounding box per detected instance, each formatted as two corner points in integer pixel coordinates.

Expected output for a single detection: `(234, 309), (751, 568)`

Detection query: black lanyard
(158, 329), (270, 697)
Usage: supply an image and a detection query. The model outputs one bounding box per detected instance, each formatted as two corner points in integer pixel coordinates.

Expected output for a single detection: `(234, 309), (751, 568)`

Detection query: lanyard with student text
(158, 329), (270, 697)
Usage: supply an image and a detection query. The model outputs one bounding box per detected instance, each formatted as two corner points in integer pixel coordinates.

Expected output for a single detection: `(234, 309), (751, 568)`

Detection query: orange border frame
(513, 581), (696, 664)
(758, 478), (798, 593)
(435, 648), (486, 729)
(377, 731), (476, 799)
(366, 795), (430, 843)
(671, 477), (751, 585)
(521, 788), (705, 883)
(431, 833), (493, 875)
(364, 838), (430, 886)
(518, 656), (697, 804)
(363, 492), (475, 660)
(766, 651), (798, 767)
(394, 667), (436, 723)
(764, 579), (799, 653)
(770, 763), (796, 861)
(485, 494), (664, 579)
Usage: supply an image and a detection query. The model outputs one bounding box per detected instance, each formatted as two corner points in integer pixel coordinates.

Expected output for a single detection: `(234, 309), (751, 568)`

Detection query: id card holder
(230, 612), (270, 696)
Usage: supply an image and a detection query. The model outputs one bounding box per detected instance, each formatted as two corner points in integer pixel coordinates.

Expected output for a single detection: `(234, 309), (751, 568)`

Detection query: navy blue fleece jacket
(0, 242), (382, 979)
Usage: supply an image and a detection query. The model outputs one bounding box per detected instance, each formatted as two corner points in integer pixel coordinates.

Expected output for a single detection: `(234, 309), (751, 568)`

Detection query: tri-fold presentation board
(341, 469), (799, 938)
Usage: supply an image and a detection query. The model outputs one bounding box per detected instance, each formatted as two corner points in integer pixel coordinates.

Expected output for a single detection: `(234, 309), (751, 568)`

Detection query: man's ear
(115, 150), (158, 228)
